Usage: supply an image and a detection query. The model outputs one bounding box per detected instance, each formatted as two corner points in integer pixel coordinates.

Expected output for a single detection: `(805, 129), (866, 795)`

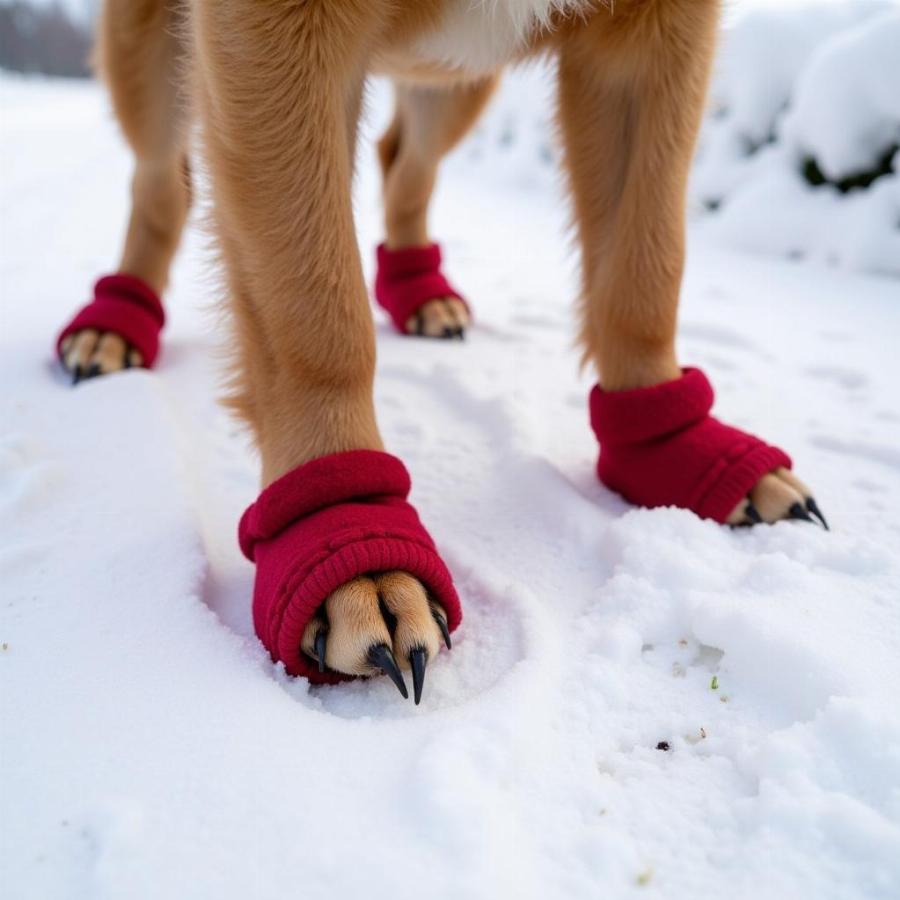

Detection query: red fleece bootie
(374, 242), (469, 334)
(239, 449), (462, 684)
(589, 367), (791, 523)
(56, 273), (165, 368)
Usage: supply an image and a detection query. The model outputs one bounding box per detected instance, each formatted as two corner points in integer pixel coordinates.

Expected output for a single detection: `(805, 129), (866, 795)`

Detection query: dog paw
(60, 330), (143, 384)
(300, 572), (451, 704)
(406, 298), (469, 339)
(727, 467), (828, 529)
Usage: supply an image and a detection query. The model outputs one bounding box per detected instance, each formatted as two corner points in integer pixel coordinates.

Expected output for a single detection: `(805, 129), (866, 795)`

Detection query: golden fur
(94, 0), (720, 476)
(67, 0), (815, 678)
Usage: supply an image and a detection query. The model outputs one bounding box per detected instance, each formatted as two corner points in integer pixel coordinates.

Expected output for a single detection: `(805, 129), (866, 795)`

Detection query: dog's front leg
(192, 1), (460, 700)
(559, 2), (825, 528)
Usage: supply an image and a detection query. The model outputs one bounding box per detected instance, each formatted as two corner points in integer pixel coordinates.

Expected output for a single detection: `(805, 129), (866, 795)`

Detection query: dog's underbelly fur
(413, 0), (591, 72)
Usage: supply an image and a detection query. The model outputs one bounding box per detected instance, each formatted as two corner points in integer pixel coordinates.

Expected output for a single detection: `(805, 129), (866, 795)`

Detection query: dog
(56, 0), (825, 703)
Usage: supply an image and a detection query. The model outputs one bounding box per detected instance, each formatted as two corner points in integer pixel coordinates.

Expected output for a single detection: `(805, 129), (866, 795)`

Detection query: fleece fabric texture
(56, 273), (165, 368)
(239, 450), (462, 684)
(590, 367), (792, 523)
(374, 242), (469, 334)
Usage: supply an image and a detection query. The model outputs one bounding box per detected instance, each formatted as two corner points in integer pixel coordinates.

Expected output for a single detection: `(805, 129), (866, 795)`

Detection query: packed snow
(2, 6), (900, 899)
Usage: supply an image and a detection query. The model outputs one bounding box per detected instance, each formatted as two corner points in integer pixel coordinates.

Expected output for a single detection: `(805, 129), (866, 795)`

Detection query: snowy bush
(693, 2), (900, 276)
(452, 2), (899, 277)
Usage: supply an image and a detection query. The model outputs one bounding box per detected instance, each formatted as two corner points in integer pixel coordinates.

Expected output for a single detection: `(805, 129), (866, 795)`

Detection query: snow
(787, 10), (900, 178)
(2, 23), (900, 900)
(691, 1), (900, 275)
(441, 1), (900, 275)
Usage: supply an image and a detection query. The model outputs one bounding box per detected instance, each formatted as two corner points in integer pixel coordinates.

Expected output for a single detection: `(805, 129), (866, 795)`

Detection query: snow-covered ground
(2, 34), (900, 900)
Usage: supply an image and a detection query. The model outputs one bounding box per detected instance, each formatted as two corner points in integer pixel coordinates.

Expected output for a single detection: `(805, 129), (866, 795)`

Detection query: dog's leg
(378, 77), (498, 338)
(193, 2), (452, 692)
(559, 3), (823, 526)
(61, 0), (192, 380)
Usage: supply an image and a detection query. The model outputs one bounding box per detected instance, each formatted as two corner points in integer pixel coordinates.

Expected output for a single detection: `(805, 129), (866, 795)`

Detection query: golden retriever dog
(56, 0), (824, 701)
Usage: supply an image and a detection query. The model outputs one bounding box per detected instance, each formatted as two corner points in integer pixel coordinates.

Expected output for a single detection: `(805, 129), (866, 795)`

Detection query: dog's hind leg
(193, 2), (458, 699)
(376, 77), (498, 338)
(60, 0), (192, 381)
(559, 2), (824, 527)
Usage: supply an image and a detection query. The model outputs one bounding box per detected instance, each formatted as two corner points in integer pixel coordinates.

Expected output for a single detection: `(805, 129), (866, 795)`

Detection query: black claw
(367, 643), (408, 699)
(123, 352), (132, 370)
(788, 502), (815, 524)
(806, 498), (829, 531)
(432, 610), (452, 650)
(745, 502), (763, 524)
(414, 313), (425, 337)
(409, 647), (427, 706)
(442, 326), (456, 339)
(72, 365), (84, 385)
(85, 363), (101, 380)
(314, 631), (327, 674)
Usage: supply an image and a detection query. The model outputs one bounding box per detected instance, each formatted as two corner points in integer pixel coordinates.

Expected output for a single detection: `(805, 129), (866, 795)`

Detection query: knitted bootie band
(374, 242), (469, 334)
(56, 274), (165, 368)
(239, 449), (462, 683)
(589, 368), (791, 523)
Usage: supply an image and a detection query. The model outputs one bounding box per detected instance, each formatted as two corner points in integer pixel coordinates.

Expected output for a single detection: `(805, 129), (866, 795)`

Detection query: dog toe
(299, 570), (449, 703)
(727, 468), (828, 528)
(88, 332), (130, 376)
(62, 329), (141, 382)
(63, 329), (99, 382)
(406, 298), (469, 339)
